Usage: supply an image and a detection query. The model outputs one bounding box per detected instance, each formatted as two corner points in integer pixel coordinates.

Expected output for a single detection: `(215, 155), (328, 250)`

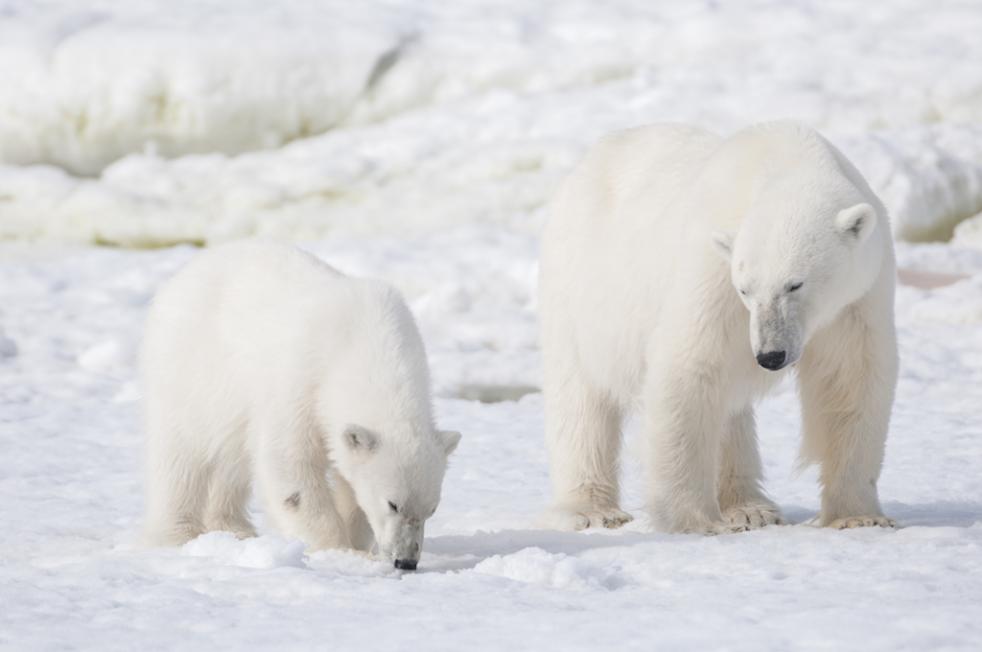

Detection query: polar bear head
(334, 425), (461, 570)
(711, 174), (885, 371)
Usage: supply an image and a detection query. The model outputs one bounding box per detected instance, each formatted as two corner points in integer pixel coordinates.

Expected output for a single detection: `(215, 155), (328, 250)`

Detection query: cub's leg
(254, 410), (351, 550)
(204, 438), (256, 539)
(543, 363), (632, 530)
(332, 474), (375, 552)
(718, 408), (783, 530)
(143, 426), (210, 546)
(798, 298), (897, 529)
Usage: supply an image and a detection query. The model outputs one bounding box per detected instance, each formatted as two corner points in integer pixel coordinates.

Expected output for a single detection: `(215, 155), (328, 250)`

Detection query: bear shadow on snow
(415, 500), (982, 573)
(881, 501), (982, 528)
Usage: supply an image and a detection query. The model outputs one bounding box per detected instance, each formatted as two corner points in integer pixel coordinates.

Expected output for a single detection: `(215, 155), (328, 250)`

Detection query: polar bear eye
(738, 288), (748, 297)
(388, 501), (399, 513)
(787, 282), (804, 292)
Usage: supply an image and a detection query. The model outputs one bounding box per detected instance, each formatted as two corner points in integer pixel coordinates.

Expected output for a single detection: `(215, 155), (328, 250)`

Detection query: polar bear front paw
(828, 515), (896, 529)
(544, 505), (634, 531)
(721, 503), (785, 532)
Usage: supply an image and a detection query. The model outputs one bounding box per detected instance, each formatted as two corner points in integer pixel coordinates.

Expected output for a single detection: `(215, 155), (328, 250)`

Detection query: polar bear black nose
(756, 350), (787, 370)
(394, 559), (418, 571)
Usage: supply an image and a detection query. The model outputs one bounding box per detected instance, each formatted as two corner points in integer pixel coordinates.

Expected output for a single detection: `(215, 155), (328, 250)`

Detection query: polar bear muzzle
(756, 350), (787, 371)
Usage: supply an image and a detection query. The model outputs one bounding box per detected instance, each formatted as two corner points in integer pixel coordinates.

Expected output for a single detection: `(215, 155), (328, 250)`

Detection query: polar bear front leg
(332, 473), (375, 552)
(254, 414), (352, 550)
(543, 368), (632, 531)
(644, 363), (726, 534)
(717, 409), (784, 530)
(798, 297), (897, 529)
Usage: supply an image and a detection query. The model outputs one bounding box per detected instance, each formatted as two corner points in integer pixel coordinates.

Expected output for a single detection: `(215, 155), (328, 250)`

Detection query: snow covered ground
(2, 235), (982, 650)
(2, 1), (982, 650)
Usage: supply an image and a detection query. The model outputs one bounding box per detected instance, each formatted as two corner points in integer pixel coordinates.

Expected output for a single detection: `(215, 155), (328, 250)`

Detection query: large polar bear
(142, 242), (461, 570)
(540, 121), (897, 534)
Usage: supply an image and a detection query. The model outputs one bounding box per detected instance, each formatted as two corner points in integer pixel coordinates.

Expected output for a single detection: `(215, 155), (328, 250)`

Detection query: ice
(955, 211), (982, 248)
(2, 1), (982, 245)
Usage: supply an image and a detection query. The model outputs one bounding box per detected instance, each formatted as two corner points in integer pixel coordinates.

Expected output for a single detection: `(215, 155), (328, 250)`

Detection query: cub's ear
(710, 231), (734, 261)
(438, 430), (461, 456)
(344, 425), (378, 453)
(836, 203), (877, 244)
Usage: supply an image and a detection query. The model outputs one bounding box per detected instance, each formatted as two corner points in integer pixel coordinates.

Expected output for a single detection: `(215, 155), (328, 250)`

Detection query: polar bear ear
(836, 203), (877, 244)
(344, 425), (378, 453)
(710, 231), (734, 261)
(438, 430), (461, 456)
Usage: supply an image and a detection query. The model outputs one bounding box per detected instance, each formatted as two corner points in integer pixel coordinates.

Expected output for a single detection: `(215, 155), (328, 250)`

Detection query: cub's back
(141, 242), (359, 403)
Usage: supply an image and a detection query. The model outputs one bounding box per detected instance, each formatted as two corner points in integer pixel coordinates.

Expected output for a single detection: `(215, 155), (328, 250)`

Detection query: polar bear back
(540, 124), (722, 397)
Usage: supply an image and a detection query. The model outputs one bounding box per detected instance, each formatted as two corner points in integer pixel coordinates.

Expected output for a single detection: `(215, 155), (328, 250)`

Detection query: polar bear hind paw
(829, 515), (896, 529)
(544, 505), (634, 531)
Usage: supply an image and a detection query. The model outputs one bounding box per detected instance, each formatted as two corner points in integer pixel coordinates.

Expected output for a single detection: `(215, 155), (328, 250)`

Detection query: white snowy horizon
(1, 1), (982, 650)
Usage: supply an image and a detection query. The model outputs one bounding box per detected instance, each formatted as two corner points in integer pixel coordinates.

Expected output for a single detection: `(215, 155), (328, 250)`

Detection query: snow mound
(182, 532), (307, 569)
(842, 127), (982, 242)
(473, 547), (625, 591)
(954, 211), (982, 248)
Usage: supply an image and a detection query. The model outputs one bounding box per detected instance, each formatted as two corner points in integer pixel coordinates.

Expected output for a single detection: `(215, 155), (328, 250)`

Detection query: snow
(2, 0), (982, 245)
(2, 235), (982, 650)
(2, 1), (982, 650)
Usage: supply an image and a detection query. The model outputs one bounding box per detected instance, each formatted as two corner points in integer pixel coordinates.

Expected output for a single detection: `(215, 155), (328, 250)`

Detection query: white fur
(141, 242), (460, 566)
(540, 121), (897, 534)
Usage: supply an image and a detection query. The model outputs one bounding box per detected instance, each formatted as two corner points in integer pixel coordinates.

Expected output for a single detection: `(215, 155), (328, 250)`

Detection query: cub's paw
(721, 503), (785, 532)
(828, 515), (897, 530)
(543, 505), (634, 531)
(205, 520), (257, 540)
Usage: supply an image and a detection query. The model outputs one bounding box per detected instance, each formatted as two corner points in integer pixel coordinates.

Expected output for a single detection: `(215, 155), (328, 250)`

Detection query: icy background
(1, 1), (982, 650)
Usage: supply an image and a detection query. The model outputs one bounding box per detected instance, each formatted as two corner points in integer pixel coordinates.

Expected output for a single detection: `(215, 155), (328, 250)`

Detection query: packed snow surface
(2, 0), (982, 650)
(2, 0), (982, 245)
(2, 234), (982, 650)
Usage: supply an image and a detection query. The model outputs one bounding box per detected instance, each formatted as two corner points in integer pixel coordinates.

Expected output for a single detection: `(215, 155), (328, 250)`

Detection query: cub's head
(333, 425), (461, 570)
(712, 187), (884, 371)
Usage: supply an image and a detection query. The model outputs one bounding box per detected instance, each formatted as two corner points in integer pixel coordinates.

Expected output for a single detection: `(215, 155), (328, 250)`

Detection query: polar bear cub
(142, 242), (460, 569)
(540, 121), (897, 534)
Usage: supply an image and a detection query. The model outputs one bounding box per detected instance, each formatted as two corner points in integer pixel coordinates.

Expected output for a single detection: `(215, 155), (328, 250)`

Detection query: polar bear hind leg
(143, 428), (210, 546)
(543, 364), (632, 531)
(204, 434), (256, 539)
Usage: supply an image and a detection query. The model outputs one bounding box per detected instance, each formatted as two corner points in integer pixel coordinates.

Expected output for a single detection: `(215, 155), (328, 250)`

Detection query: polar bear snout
(394, 558), (418, 571)
(747, 297), (802, 372)
(376, 517), (425, 570)
(756, 350), (787, 371)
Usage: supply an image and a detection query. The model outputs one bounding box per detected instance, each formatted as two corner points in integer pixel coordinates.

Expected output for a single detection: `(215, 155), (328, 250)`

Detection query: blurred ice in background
(1, 0), (981, 245)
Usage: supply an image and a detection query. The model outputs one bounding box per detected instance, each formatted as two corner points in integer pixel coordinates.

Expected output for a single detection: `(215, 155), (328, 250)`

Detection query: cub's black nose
(756, 350), (787, 371)
(394, 559), (418, 571)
